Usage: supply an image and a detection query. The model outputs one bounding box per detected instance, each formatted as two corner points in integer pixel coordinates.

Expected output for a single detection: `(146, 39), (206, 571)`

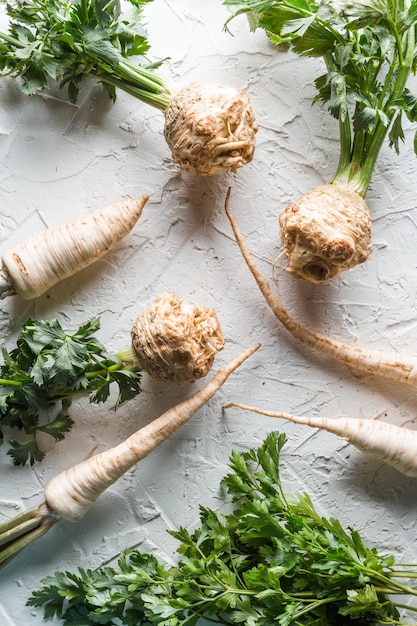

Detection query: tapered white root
(279, 183), (372, 283)
(45, 343), (260, 522)
(164, 82), (258, 176)
(224, 188), (417, 387)
(0, 195), (149, 300)
(131, 292), (225, 382)
(224, 401), (417, 477)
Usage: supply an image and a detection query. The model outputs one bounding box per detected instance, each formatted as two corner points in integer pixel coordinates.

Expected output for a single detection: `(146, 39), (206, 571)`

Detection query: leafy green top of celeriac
(28, 431), (417, 625)
(0, 0), (172, 109)
(224, 0), (417, 196)
(0, 317), (141, 466)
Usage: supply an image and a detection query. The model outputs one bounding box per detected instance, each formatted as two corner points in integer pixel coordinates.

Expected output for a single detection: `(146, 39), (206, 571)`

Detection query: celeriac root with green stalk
(0, 343), (260, 569)
(1, 292), (225, 465)
(0, 0), (257, 175)
(225, 0), (417, 281)
(224, 401), (417, 477)
(0, 195), (149, 300)
(224, 188), (417, 387)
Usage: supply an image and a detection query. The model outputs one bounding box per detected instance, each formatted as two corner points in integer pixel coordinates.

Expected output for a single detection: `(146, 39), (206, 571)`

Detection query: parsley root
(0, 292), (225, 465)
(0, 343), (260, 569)
(224, 402), (417, 477)
(0, 196), (148, 300)
(225, 0), (417, 281)
(225, 188), (417, 387)
(0, 0), (257, 175)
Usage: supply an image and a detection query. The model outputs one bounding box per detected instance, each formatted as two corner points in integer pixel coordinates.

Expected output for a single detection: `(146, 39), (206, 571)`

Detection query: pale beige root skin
(131, 292), (225, 382)
(163, 82), (258, 176)
(1, 195), (149, 300)
(279, 183), (372, 283)
(224, 188), (417, 386)
(44, 343), (260, 522)
(224, 402), (417, 477)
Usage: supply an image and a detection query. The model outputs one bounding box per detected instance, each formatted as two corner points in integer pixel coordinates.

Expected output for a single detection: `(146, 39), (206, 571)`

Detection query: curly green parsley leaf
(0, 317), (141, 466)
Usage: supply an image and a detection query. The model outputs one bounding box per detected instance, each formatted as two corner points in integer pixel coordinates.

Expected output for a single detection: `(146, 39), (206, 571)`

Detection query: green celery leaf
(0, 316), (141, 464)
(7, 436), (44, 465)
(37, 413), (75, 441)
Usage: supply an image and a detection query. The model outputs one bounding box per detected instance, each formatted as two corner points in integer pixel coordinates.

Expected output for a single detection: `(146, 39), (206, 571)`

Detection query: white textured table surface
(1, 1), (417, 624)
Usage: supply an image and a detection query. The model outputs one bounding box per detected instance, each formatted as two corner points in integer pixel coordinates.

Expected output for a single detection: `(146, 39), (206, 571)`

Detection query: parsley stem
(84, 360), (137, 380)
(0, 378), (24, 387)
(0, 504), (58, 568)
(97, 72), (171, 110)
(346, 24), (415, 196)
(93, 59), (173, 111)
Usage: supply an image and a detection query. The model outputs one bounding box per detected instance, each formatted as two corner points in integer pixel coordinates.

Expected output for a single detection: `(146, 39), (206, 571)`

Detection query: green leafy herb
(224, 0), (417, 196)
(28, 432), (417, 625)
(0, 0), (171, 109)
(0, 317), (141, 466)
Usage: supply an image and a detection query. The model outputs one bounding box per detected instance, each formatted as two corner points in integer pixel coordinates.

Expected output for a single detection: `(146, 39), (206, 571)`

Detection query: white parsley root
(0, 343), (260, 567)
(279, 183), (372, 283)
(0, 196), (149, 300)
(224, 402), (417, 477)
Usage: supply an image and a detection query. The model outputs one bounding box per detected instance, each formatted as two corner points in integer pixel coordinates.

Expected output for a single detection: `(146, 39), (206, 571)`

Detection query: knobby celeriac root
(279, 183), (372, 283)
(224, 188), (417, 387)
(224, 401), (417, 477)
(164, 82), (258, 176)
(131, 292), (225, 382)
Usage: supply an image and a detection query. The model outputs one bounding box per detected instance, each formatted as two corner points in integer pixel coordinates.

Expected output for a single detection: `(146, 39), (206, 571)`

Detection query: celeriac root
(131, 292), (225, 382)
(164, 82), (258, 176)
(279, 183), (372, 283)
(224, 401), (417, 477)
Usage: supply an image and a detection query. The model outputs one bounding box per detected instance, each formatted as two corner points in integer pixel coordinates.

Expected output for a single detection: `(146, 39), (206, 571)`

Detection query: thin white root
(224, 401), (417, 477)
(1, 195), (149, 299)
(224, 187), (417, 387)
(45, 343), (261, 522)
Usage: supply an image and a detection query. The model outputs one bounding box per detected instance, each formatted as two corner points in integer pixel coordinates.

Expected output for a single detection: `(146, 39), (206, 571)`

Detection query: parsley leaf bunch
(224, 0), (417, 196)
(0, 0), (171, 108)
(28, 432), (417, 625)
(0, 317), (141, 466)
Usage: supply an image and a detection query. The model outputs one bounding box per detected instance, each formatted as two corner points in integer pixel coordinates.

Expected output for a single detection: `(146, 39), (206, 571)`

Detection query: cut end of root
(0, 503), (58, 570)
(279, 183), (372, 283)
(131, 292), (225, 382)
(0, 269), (15, 299)
(163, 82), (258, 176)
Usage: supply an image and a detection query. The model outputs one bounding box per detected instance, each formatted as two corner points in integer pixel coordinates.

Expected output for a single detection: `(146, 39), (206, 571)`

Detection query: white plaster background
(0, 1), (417, 624)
